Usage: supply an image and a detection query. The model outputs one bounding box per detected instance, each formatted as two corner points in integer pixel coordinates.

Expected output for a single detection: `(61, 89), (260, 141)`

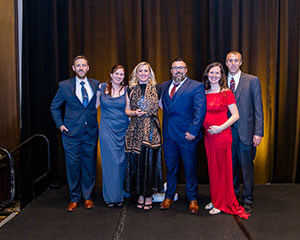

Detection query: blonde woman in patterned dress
(124, 62), (163, 211)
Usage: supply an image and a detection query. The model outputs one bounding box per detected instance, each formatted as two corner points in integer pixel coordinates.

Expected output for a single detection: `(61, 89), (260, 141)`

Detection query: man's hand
(253, 135), (262, 147)
(185, 132), (195, 141)
(59, 125), (69, 132)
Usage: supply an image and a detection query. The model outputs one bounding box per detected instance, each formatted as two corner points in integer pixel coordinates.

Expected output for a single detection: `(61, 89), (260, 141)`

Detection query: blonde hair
(129, 62), (157, 88)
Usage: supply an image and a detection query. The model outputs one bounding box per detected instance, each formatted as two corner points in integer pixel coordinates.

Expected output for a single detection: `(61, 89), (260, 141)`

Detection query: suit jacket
(161, 77), (206, 143)
(231, 72), (264, 145)
(50, 77), (100, 139)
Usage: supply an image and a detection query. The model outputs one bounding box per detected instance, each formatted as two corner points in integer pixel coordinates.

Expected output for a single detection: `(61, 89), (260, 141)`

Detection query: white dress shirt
(227, 70), (241, 92)
(75, 76), (94, 104)
(168, 77), (187, 95)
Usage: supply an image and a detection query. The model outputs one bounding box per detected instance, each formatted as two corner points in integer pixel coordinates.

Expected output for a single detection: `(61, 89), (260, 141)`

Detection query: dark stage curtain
(21, 0), (300, 189)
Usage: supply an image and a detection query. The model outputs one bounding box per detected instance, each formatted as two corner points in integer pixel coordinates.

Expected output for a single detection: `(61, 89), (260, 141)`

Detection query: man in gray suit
(226, 51), (264, 213)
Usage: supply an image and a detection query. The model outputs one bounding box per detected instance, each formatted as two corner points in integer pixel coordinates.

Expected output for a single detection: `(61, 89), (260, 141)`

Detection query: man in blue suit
(159, 58), (206, 214)
(50, 55), (99, 212)
(226, 51), (264, 213)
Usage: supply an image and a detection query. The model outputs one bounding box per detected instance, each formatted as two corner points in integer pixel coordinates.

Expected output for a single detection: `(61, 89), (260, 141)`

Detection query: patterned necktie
(230, 77), (235, 92)
(170, 83), (180, 99)
(80, 81), (89, 107)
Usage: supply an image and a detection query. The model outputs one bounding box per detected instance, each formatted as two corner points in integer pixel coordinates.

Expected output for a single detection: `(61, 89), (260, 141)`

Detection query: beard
(172, 72), (186, 83)
(76, 70), (87, 79)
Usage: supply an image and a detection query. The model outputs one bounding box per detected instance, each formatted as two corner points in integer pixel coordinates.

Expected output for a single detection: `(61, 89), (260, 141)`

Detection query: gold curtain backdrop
(0, 0), (19, 151)
(0, 0), (296, 193)
(0, 0), (20, 203)
(70, 0), (299, 185)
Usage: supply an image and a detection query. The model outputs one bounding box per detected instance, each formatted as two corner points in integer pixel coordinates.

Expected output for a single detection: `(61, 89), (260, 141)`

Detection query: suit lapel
(71, 77), (82, 105)
(169, 78), (191, 111)
(88, 78), (97, 94)
(162, 80), (172, 95)
(70, 77), (76, 96)
(86, 78), (98, 107)
(235, 72), (246, 102)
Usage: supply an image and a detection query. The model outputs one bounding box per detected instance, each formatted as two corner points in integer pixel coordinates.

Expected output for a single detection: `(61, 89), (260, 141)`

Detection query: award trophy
(137, 96), (147, 111)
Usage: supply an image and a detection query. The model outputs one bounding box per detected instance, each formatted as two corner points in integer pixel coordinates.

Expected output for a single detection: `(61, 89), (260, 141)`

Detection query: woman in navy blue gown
(96, 65), (129, 207)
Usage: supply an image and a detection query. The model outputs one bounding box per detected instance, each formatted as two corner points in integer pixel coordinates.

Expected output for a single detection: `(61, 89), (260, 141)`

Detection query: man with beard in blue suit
(51, 55), (99, 212)
(159, 58), (206, 214)
(226, 51), (264, 213)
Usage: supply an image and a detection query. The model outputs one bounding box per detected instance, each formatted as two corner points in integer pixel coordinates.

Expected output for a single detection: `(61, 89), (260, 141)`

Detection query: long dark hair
(202, 62), (227, 91)
(106, 64), (125, 96)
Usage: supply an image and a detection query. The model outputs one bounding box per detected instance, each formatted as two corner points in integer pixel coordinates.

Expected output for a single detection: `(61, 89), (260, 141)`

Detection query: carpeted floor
(0, 184), (299, 240)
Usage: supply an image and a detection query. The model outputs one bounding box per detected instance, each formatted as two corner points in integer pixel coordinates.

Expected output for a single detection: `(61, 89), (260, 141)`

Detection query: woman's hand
(95, 83), (102, 108)
(135, 109), (147, 117)
(207, 125), (222, 134)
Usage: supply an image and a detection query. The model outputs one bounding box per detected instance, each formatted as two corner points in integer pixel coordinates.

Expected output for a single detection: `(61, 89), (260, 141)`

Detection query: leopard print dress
(124, 83), (164, 197)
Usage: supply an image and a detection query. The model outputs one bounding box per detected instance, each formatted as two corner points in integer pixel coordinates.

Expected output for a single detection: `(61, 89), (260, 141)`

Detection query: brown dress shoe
(189, 200), (199, 214)
(84, 199), (94, 209)
(66, 202), (78, 212)
(160, 198), (174, 210)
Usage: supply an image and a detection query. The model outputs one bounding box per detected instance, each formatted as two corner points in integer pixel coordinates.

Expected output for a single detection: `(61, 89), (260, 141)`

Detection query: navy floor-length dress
(99, 83), (129, 204)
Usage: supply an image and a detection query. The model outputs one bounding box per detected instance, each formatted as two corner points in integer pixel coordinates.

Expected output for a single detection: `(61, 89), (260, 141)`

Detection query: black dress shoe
(243, 203), (252, 214)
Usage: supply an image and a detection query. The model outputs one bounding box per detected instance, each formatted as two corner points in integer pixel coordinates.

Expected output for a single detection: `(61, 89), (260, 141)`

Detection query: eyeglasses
(171, 66), (187, 70)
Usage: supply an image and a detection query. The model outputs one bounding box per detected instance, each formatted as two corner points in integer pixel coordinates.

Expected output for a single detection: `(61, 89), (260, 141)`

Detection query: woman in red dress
(202, 62), (249, 219)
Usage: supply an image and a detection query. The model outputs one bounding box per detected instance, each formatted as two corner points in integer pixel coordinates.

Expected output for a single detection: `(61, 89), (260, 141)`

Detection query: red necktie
(170, 83), (179, 98)
(230, 77), (235, 92)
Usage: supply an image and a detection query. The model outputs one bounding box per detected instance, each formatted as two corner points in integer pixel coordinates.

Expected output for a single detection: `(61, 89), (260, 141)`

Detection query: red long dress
(203, 89), (249, 219)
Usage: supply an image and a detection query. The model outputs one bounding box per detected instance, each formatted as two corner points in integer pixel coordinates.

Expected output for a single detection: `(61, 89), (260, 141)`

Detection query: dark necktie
(80, 81), (89, 107)
(230, 77), (235, 92)
(170, 83), (180, 99)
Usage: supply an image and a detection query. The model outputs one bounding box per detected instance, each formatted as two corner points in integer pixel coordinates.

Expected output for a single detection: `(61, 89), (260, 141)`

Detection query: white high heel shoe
(204, 202), (214, 210)
(209, 207), (221, 215)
